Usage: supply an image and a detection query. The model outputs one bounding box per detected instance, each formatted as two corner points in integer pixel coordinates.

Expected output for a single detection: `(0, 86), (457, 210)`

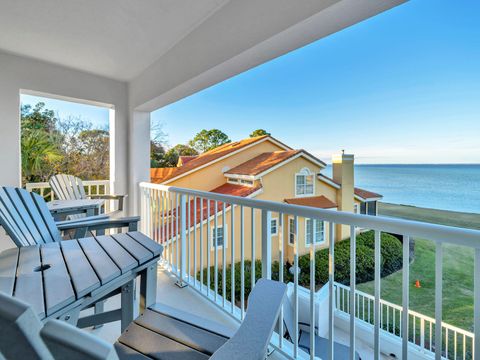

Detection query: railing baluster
(309, 217), (316, 360)
(402, 235), (410, 360)
(293, 215), (299, 358)
(177, 193), (186, 287)
(200, 198), (204, 291)
(193, 196), (197, 287)
(278, 213), (284, 349)
(240, 205), (245, 320)
(214, 201), (218, 301)
(176, 194), (180, 276)
(328, 222), (335, 360)
(222, 202), (226, 307)
(350, 225), (356, 360)
(207, 199), (211, 297)
(261, 209), (272, 279)
(251, 207), (256, 290)
(187, 195), (191, 283)
(374, 230), (381, 360)
(475, 248), (480, 360)
(230, 202), (235, 313)
(435, 242), (443, 360)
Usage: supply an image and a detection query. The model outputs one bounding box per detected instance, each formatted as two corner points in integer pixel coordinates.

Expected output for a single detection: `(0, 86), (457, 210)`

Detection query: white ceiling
(0, 0), (229, 81)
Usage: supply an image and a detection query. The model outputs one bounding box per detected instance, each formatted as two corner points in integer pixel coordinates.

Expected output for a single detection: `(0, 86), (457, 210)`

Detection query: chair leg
(93, 301), (105, 329)
(121, 280), (135, 332)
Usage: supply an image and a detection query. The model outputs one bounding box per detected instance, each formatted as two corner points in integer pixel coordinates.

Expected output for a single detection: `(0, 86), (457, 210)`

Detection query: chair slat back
(50, 174), (87, 200)
(211, 279), (287, 360)
(0, 292), (53, 360)
(0, 187), (61, 247)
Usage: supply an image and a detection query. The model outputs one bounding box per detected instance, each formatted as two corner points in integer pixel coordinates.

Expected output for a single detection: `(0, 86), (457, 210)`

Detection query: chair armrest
(55, 214), (109, 226)
(57, 216), (140, 232)
(88, 194), (127, 211)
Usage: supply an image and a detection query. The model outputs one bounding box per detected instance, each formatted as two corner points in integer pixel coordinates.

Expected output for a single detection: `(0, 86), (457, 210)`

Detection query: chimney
(332, 152), (355, 239)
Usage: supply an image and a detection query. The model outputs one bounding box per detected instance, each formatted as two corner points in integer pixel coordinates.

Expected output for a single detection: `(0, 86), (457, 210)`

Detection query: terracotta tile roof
(284, 195), (337, 209)
(150, 135), (273, 183)
(158, 183), (261, 241)
(225, 150), (301, 176)
(354, 188), (382, 200)
(177, 155), (197, 166)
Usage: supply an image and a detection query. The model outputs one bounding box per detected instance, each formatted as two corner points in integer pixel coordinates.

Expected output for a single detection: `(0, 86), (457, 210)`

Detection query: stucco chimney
(332, 152), (355, 240)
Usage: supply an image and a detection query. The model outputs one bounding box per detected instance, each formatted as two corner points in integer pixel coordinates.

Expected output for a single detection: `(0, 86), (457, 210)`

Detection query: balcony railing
(26, 180), (112, 212)
(139, 182), (480, 360)
(335, 282), (474, 359)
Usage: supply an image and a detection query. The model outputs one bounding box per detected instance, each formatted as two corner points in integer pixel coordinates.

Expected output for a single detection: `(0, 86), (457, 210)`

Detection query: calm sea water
(324, 164), (480, 214)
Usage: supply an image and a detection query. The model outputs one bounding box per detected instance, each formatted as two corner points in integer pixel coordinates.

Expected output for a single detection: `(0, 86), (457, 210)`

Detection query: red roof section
(157, 183), (261, 241)
(284, 195), (337, 209)
(177, 155), (197, 166)
(354, 188), (382, 200)
(150, 135), (272, 183)
(225, 150), (300, 176)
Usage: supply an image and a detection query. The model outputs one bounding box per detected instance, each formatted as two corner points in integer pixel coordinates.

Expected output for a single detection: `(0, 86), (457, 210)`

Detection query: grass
(357, 202), (479, 331)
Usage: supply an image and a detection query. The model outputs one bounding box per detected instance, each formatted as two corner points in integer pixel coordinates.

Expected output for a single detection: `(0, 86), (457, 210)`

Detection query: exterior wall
(166, 140), (285, 191)
(0, 51), (128, 251)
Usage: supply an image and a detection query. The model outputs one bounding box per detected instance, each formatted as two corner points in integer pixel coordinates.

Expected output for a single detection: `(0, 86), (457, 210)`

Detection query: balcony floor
(84, 266), (387, 359)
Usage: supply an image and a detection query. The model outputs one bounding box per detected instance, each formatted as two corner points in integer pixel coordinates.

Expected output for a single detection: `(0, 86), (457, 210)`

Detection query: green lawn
(357, 238), (474, 331)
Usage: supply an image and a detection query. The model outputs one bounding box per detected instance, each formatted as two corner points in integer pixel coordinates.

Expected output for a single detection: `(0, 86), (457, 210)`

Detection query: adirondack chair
(0, 278), (287, 360)
(50, 174), (127, 215)
(283, 295), (361, 360)
(0, 187), (139, 247)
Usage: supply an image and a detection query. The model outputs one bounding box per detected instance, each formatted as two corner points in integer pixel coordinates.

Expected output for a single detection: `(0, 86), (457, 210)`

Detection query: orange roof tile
(284, 196), (337, 209)
(211, 183), (262, 197)
(177, 155), (197, 166)
(150, 135), (274, 183)
(354, 188), (382, 200)
(225, 150), (300, 176)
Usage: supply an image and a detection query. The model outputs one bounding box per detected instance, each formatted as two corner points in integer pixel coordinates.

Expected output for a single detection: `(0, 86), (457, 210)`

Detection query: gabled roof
(225, 150), (301, 176)
(225, 149), (326, 179)
(151, 135), (290, 184)
(177, 155), (197, 167)
(284, 195), (337, 209)
(211, 183), (262, 197)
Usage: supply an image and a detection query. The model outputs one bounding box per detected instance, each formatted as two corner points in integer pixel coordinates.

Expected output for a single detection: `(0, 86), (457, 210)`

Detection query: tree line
(21, 102), (109, 185)
(151, 128), (270, 168)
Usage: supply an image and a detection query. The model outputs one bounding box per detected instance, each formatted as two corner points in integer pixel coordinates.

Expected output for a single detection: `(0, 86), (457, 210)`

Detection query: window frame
(295, 167), (315, 197)
(304, 218), (326, 247)
(210, 224), (228, 250)
(270, 217), (278, 236)
(288, 217), (296, 246)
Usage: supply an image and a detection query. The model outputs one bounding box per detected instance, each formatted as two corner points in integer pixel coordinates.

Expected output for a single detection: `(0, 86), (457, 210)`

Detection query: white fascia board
(318, 174), (341, 189)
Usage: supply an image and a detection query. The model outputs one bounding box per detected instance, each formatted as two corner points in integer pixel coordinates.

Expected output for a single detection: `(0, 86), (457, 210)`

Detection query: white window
(305, 219), (325, 246)
(288, 217), (296, 245)
(211, 225), (228, 249)
(270, 218), (278, 236)
(295, 168), (314, 196)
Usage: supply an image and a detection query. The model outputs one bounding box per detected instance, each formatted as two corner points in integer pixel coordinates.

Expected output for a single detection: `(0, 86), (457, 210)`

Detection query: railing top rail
(140, 182), (480, 248)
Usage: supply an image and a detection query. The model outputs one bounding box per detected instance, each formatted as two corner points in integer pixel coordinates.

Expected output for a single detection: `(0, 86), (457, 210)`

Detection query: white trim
(270, 217), (278, 236)
(355, 195), (383, 202)
(287, 216), (296, 247)
(295, 167), (315, 197)
(210, 224), (228, 250)
(163, 136), (291, 184)
(226, 178), (255, 187)
(225, 173), (256, 181)
(318, 174), (341, 189)
(304, 218), (326, 247)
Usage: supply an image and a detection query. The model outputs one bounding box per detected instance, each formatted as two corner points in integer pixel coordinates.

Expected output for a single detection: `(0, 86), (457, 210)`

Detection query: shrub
(197, 230), (402, 302)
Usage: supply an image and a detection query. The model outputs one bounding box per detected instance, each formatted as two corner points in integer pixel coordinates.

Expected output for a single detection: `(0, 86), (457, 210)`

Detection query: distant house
(151, 135), (381, 265)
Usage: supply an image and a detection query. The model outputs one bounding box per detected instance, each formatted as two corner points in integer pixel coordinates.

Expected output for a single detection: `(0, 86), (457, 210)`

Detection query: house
(151, 135), (382, 265)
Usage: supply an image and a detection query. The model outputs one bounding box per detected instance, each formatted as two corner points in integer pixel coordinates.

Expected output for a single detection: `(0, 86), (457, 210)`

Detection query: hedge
(197, 230), (402, 302)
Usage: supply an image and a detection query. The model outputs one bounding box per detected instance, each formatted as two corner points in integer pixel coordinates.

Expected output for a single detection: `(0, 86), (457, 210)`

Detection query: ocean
(323, 164), (480, 214)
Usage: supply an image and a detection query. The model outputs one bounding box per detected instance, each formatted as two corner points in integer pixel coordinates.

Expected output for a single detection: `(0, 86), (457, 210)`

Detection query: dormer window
(295, 168), (314, 196)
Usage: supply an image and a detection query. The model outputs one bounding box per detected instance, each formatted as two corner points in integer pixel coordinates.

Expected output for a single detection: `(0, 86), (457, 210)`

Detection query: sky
(21, 0), (480, 164)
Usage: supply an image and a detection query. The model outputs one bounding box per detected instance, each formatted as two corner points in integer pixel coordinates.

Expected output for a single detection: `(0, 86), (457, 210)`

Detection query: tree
(164, 144), (198, 167)
(21, 102), (58, 134)
(189, 129), (231, 153)
(249, 129), (270, 137)
(151, 140), (167, 168)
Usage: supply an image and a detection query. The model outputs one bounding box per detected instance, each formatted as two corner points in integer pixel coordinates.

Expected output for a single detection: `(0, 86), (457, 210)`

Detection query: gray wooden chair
(283, 295), (361, 360)
(0, 187), (139, 247)
(0, 278), (287, 360)
(50, 174), (126, 214)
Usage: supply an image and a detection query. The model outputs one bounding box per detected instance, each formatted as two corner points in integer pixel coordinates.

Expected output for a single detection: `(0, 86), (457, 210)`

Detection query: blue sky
(22, 0), (480, 164)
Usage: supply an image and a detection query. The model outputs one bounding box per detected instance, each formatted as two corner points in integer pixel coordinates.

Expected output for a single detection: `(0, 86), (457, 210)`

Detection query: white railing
(26, 180), (111, 211)
(139, 182), (480, 360)
(334, 282), (474, 359)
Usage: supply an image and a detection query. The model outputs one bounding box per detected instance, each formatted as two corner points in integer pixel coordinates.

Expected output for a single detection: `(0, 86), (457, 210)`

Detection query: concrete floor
(84, 266), (382, 359)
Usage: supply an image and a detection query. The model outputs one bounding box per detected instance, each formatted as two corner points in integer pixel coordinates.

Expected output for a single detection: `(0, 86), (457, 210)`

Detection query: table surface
(47, 199), (105, 212)
(0, 232), (162, 319)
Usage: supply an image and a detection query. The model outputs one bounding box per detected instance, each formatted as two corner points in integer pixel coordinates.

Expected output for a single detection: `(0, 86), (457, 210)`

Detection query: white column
(128, 110), (151, 216)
